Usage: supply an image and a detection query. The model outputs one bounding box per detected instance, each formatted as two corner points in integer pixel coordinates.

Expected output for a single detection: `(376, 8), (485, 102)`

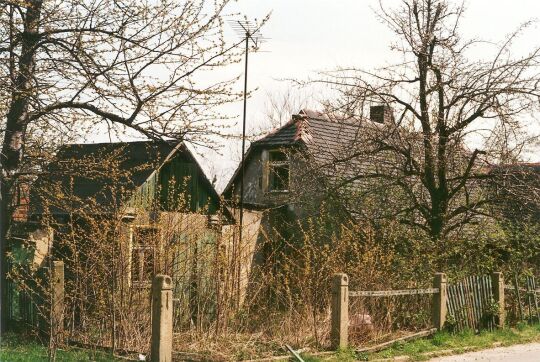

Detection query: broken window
(268, 150), (289, 192)
(131, 226), (159, 286)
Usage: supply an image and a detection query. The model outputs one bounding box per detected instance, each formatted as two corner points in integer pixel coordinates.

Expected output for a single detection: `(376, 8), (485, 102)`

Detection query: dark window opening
(268, 150), (290, 192)
(370, 105), (392, 123)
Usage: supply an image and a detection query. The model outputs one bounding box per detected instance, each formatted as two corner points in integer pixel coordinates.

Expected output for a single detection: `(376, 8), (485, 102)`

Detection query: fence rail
(504, 286), (540, 293)
(330, 272), (449, 351)
(349, 288), (439, 297)
(330, 272), (510, 351)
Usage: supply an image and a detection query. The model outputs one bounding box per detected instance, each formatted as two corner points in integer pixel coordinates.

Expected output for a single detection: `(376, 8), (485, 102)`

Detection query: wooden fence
(445, 274), (503, 332)
(7, 260), (65, 340)
(504, 274), (540, 323)
(330, 272), (506, 350)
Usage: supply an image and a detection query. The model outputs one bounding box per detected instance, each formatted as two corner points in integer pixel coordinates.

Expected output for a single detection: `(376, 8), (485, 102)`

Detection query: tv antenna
(229, 18), (267, 302)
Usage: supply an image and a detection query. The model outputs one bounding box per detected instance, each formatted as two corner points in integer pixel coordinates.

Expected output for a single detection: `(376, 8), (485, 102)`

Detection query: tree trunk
(0, 0), (43, 333)
(0, 177), (10, 332)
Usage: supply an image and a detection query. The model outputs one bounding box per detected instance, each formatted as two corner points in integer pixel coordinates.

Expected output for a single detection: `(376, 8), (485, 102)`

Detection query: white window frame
(130, 226), (159, 288)
(267, 149), (290, 193)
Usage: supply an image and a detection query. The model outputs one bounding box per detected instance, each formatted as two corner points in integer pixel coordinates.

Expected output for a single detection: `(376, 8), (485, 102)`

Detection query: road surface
(429, 343), (540, 361)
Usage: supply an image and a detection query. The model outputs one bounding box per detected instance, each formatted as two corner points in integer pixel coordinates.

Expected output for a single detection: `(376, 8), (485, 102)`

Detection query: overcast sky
(90, 1), (540, 190)
(226, 0), (540, 107)
(193, 0), (540, 190)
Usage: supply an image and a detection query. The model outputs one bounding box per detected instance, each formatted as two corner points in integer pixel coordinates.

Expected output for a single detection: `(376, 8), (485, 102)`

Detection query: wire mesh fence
(348, 292), (433, 346)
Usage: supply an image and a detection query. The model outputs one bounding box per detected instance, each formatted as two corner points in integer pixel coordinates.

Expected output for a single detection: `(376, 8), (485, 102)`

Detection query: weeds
(0, 333), (119, 362)
(302, 324), (540, 361)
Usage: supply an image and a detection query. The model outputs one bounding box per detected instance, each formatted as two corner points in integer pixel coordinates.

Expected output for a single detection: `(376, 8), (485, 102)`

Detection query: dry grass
(171, 308), (333, 360)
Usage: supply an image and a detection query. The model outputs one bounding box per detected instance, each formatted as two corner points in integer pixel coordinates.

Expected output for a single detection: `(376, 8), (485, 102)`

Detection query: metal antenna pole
(236, 33), (249, 307)
(228, 18), (267, 307)
(238, 31), (249, 264)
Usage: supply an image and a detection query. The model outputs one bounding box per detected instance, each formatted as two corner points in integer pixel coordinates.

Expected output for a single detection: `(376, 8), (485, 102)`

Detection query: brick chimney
(369, 105), (392, 124)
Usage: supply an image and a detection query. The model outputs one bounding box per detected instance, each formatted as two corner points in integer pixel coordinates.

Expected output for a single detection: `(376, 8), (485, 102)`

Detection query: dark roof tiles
(31, 141), (177, 215)
(223, 109), (382, 196)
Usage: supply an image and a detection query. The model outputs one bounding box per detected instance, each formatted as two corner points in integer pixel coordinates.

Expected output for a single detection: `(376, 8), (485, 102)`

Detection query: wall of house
(12, 182), (30, 222)
(158, 156), (218, 213)
(220, 204), (305, 309)
(224, 144), (358, 309)
(232, 147), (307, 208)
(231, 149), (265, 205)
(221, 209), (264, 307)
(8, 223), (53, 271)
(120, 209), (224, 327)
(122, 211), (214, 280)
(127, 151), (220, 214)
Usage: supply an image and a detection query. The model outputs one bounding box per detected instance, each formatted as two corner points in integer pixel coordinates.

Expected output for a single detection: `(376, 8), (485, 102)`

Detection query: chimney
(370, 105), (392, 124)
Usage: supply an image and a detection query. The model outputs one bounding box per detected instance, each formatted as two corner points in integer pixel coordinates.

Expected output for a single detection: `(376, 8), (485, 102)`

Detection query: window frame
(130, 225), (159, 288)
(267, 149), (290, 193)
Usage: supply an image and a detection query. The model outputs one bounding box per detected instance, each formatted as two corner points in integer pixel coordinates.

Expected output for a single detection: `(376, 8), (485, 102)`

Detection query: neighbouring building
(7, 140), (233, 330)
(222, 108), (396, 303)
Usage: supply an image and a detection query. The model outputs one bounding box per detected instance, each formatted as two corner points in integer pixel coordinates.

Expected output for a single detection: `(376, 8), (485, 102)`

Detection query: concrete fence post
(151, 275), (173, 362)
(331, 273), (348, 350)
(432, 272), (447, 330)
(51, 261), (64, 345)
(491, 272), (505, 328)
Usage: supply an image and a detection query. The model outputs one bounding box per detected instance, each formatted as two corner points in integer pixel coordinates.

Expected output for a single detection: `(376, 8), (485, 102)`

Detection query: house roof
(30, 140), (227, 218)
(490, 162), (540, 172)
(223, 109), (382, 197)
(252, 110), (326, 147)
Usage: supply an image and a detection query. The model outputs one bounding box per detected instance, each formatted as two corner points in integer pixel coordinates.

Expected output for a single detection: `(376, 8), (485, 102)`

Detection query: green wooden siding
(128, 154), (218, 214)
(128, 171), (159, 210)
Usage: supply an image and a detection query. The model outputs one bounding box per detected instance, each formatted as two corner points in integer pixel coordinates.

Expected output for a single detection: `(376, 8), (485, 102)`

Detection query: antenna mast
(229, 19), (266, 306)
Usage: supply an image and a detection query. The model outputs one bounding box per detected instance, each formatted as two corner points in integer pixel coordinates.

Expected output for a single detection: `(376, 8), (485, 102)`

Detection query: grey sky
(199, 0), (540, 189)
(89, 1), (540, 189)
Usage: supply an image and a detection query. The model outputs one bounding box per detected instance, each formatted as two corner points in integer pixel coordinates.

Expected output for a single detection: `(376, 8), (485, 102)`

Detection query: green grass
(0, 334), (122, 362)
(303, 323), (540, 361)
(372, 323), (540, 361)
(302, 348), (358, 362)
(4, 325), (540, 361)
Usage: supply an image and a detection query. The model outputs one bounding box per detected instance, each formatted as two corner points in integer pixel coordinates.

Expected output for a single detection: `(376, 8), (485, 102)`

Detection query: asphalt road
(429, 343), (540, 361)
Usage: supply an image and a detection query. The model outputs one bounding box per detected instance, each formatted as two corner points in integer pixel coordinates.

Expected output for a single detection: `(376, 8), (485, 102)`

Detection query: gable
(31, 141), (225, 218)
(129, 151), (220, 214)
(223, 110), (370, 199)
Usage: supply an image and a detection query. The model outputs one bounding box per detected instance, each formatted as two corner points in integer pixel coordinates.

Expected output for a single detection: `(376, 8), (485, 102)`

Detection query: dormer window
(268, 150), (289, 192)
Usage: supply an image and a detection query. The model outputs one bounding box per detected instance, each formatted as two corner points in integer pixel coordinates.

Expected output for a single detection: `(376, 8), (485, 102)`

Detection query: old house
(222, 108), (394, 303)
(7, 140), (232, 329)
(223, 107), (395, 212)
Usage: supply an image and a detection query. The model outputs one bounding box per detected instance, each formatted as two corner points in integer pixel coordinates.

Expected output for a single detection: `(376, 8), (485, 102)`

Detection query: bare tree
(261, 88), (314, 130)
(0, 0), (247, 331)
(320, 0), (540, 239)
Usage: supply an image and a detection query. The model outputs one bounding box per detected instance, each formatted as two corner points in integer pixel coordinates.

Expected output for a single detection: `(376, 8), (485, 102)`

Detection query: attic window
(131, 226), (159, 287)
(268, 150), (289, 192)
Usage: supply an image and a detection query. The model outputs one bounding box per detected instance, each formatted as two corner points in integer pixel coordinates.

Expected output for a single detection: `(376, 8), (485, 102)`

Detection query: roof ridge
(61, 140), (177, 147)
(253, 118), (299, 145)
